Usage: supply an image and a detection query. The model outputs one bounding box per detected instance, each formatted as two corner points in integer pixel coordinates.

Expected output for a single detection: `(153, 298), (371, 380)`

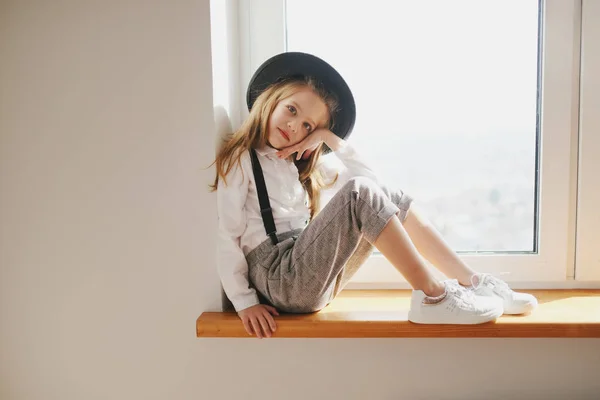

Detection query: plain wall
(1, 1), (599, 399)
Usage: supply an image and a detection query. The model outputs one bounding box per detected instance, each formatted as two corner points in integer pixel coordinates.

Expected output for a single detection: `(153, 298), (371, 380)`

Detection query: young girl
(213, 52), (537, 338)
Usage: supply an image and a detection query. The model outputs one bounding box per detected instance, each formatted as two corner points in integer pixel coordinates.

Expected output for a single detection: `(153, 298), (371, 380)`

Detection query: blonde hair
(210, 77), (339, 220)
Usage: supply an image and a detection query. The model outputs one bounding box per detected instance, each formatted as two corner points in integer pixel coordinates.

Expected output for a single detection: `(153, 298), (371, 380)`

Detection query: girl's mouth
(278, 128), (290, 141)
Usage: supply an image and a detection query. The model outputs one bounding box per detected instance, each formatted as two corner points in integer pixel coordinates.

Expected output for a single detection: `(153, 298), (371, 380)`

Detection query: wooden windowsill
(196, 290), (600, 338)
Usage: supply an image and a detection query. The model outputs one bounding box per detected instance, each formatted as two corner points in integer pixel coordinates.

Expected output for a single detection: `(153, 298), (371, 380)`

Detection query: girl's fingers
(250, 317), (263, 339)
(241, 317), (253, 336)
(257, 314), (272, 338)
(278, 144), (315, 160)
(265, 305), (279, 316)
(263, 310), (277, 332)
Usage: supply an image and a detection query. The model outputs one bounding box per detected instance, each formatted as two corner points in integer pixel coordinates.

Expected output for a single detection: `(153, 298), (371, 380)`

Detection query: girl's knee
(342, 176), (379, 196)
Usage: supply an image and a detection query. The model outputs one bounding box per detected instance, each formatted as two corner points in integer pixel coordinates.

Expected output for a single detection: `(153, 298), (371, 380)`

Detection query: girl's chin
(266, 140), (282, 150)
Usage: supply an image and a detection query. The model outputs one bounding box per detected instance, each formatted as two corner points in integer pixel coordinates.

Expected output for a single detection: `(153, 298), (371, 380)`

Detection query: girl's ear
(302, 149), (313, 160)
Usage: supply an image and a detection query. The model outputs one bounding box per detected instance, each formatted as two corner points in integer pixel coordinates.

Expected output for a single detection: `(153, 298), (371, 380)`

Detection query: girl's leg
(332, 214), (448, 298)
(373, 215), (445, 297)
(377, 183), (536, 316)
(332, 180), (473, 291)
(330, 237), (373, 297)
(339, 181), (445, 296)
(401, 204), (476, 286)
(400, 203), (538, 314)
(372, 181), (475, 286)
(277, 176), (444, 312)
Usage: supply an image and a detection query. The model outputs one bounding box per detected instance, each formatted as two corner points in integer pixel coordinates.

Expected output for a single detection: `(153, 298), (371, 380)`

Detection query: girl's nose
(287, 121), (296, 133)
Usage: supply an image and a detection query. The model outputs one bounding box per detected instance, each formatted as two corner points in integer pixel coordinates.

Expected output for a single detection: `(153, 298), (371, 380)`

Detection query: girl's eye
(287, 105), (296, 114)
(304, 122), (312, 132)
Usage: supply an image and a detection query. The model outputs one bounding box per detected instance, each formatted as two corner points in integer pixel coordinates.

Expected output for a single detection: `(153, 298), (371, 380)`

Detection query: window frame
(575, 0), (600, 282)
(235, 0), (594, 287)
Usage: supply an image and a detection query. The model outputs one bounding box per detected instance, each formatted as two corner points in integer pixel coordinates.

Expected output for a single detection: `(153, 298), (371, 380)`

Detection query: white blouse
(217, 142), (380, 311)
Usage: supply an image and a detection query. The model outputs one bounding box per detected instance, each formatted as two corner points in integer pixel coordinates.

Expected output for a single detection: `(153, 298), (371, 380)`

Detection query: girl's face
(267, 89), (329, 150)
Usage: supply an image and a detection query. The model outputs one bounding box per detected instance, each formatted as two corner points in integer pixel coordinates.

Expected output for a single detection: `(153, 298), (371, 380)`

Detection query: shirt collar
(254, 145), (279, 158)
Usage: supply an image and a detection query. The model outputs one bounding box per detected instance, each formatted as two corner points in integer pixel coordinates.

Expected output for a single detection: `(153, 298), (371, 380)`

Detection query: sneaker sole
(503, 302), (537, 315)
(408, 307), (503, 325)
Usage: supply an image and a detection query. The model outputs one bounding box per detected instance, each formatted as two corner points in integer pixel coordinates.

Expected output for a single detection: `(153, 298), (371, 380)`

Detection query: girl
(213, 52), (537, 338)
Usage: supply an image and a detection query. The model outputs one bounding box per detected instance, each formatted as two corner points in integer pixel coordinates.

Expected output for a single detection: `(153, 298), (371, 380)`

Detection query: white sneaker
(470, 273), (538, 315)
(408, 280), (503, 324)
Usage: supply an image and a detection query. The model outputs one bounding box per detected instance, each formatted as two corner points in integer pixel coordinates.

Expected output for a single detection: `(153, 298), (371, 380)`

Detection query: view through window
(286, 0), (540, 252)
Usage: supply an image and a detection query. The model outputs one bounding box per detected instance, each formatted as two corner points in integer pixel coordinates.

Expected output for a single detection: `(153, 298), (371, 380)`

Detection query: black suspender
(249, 149), (278, 245)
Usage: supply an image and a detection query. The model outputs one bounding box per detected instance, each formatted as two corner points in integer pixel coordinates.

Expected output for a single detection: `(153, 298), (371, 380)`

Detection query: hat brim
(246, 52), (356, 148)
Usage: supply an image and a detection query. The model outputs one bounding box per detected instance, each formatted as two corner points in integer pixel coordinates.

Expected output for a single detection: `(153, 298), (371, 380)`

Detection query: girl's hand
(276, 128), (335, 160)
(237, 304), (279, 338)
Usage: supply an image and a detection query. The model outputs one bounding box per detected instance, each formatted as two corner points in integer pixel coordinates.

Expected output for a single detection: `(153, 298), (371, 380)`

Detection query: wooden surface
(197, 290), (600, 338)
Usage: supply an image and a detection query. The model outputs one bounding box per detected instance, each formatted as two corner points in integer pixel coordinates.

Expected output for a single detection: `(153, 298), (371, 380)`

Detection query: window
(575, 0), (600, 282)
(236, 0), (594, 286)
(287, 0), (540, 254)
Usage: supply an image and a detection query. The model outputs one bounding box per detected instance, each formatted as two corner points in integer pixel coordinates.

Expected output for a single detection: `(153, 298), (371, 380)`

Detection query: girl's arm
(275, 128), (381, 184)
(320, 130), (381, 185)
(217, 154), (260, 312)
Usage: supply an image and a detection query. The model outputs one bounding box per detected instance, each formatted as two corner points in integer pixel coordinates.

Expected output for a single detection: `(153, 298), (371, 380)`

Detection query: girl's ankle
(458, 273), (477, 288)
(423, 282), (445, 298)
(422, 283), (447, 304)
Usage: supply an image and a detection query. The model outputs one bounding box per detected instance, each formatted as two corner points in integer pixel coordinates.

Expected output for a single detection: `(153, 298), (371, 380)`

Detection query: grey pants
(246, 177), (413, 313)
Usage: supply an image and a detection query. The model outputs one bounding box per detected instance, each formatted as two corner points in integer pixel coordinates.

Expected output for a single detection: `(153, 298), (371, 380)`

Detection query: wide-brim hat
(246, 52), (356, 145)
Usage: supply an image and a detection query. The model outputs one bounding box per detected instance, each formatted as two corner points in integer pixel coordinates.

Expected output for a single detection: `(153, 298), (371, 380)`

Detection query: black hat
(246, 52), (356, 143)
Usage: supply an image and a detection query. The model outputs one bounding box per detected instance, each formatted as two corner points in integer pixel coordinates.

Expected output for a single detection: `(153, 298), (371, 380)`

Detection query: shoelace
(479, 273), (513, 297)
(446, 280), (476, 305)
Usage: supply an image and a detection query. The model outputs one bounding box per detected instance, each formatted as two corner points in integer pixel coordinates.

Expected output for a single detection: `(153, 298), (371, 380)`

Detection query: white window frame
(575, 0), (600, 282)
(234, 0), (597, 288)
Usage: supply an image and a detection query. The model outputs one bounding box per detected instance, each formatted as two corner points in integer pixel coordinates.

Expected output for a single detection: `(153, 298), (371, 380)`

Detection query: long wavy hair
(210, 77), (339, 220)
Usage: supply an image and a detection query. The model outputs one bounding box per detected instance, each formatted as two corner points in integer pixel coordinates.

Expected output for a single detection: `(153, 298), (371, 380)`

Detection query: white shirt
(217, 142), (380, 311)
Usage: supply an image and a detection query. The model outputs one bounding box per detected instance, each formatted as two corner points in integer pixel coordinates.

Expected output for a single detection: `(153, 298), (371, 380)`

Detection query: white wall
(0, 1), (599, 399)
